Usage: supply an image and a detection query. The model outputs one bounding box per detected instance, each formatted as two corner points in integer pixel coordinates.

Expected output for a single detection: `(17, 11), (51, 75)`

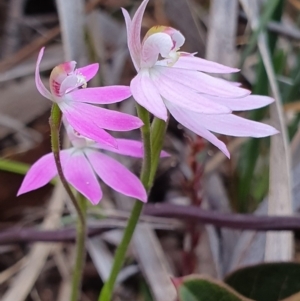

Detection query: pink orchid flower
(36, 47), (143, 147)
(122, 0), (278, 158)
(17, 123), (163, 204)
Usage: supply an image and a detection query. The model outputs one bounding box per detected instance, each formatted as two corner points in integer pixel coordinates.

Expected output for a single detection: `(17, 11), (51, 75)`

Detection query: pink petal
(131, 71), (168, 120)
(63, 101), (143, 131)
(121, 8), (138, 70)
(17, 152), (59, 195)
(95, 138), (168, 158)
(121, 7), (132, 40)
(92, 139), (168, 158)
(77, 63), (99, 82)
(122, 0), (149, 70)
(63, 121), (97, 149)
(219, 79), (242, 87)
(60, 102), (118, 147)
(95, 138), (144, 157)
(150, 69), (231, 114)
(35, 48), (52, 100)
(165, 101), (230, 158)
(86, 150), (147, 202)
(154, 66), (250, 98)
(63, 150), (102, 205)
(210, 95), (274, 111)
(200, 113), (279, 137)
(174, 55), (240, 74)
(141, 33), (173, 68)
(69, 85), (132, 104)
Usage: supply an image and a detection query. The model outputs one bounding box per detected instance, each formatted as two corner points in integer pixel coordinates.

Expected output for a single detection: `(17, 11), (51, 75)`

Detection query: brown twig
(0, 225), (112, 244)
(0, 0), (101, 72)
(1, 204), (300, 245)
(145, 204), (300, 231)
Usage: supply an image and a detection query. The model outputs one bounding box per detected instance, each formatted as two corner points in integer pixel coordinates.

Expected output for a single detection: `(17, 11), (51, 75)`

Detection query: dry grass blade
(1, 183), (66, 301)
(0, 0), (101, 71)
(0, 113), (41, 148)
(87, 237), (114, 281)
(205, 174), (241, 276)
(239, 0), (293, 261)
(133, 224), (177, 301)
(291, 126), (300, 166)
(206, 0), (238, 68)
(54, 245), (74, 301)
(204, 137), (248, 175)
(86, 10), (128, 85)
(0, 77), (50, 140)
(164, 0), (205, 56)
(56, 0), (87, 63)
(0, 45), (63, 82)
(195, 225), (220, 277)
(0, 257), (27, 285)
(57, 281), (72, 301)
(0, 26), (60, 72)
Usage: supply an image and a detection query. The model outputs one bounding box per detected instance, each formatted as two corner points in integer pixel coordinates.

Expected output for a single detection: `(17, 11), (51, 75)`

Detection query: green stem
(49, 104), (86, 301)
(99, 201), (144, 301)
(70, 194), (87, 301)
(98, 106), (167, 301)
(50, 104), (84, 225)
(149, 117), (168, 185)
(136, 104), (152, 188)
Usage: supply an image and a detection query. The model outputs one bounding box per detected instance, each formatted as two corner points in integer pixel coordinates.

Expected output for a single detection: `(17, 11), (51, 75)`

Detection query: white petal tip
(16, 190), (23, 197)
(90, 198), (101, 205)
(160, 150), (170, 158)
(271, 129), (280, 135)
(154, 114), (168, 122)
(17, 186), (30, 196)
(259, 125), (280, 137)
(138, 120), (145, 128)
(37, 47), (45, 57)
(140, 196), (148, 203)
(221, 146), (230, 159)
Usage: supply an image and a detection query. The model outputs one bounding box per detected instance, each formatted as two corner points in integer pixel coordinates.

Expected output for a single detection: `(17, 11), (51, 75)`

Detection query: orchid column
(99, 0), (278, 300)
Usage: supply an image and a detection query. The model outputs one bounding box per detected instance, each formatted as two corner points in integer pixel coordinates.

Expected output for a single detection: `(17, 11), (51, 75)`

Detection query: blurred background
(0, 0), (300, 300)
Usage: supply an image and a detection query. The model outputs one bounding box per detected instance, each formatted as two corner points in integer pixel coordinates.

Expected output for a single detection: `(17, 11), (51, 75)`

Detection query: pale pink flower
(17, 123), (167, 204)
(122, 0), (278, 157)
(36, 47), (143, 147)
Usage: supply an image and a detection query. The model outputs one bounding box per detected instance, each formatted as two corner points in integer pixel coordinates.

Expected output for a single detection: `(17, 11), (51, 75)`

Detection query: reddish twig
(182, 135), (205, 275)
(0, 204), (300, 245)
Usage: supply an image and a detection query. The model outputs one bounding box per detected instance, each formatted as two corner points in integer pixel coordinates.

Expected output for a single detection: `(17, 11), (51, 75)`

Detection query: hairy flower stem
(98, 105), (167, 301)
(50, 103), (87, 301)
